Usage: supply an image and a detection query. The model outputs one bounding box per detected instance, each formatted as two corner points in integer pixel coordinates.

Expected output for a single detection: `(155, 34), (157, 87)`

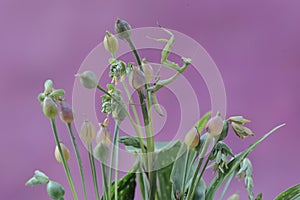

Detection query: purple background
(1, 0), (299, 199)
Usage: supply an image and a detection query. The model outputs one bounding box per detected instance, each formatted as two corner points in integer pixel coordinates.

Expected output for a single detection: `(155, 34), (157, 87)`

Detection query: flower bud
(104, 31), (119, 54)
(184, 127), (200, 148)
(44, 80), (53, 94)
(103, 117), (109, 127)
(227, 193), (240, 200)
(142, 60), (153, 83)
(129, 66), (146, 90)
(60, 102), (74, 124)
(75, 70), (98, 89)
(43, 97), (58, 119)
(232, 122), (254, 139)
(55, 143), (70, 163)
(206, 113), (224, 137)
(96, 125), (112, 145)
(115, 18), (132, 40)
(94, 142), (110, 163)
(80, 119), (96, 144)
(47, 180), (65, 200)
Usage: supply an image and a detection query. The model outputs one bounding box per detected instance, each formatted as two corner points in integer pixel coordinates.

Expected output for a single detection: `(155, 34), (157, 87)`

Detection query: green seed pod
(129, 66), (145, 90)
(93, 142), (110, 163)
(59, 102), (74, 124)
(43, 97), (58, 119)
(75, 70), (98, 89)
(44, 80), (53, 94)
(38, 93), (45, 102)
(80, 119), (96, 144)
(47, 180), (65, 200)
(54, 143), (70, 164)
(184, 127), (200, 148)
(115, 18), (132, 40)
(104, 31), (119, 54)
(50, 89), (65, 98)
(206, 113), (224, 137)
(34, 170), (49, 184)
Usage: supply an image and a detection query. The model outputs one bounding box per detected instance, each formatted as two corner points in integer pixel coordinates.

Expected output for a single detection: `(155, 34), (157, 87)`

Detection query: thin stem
(109, 120), (120, 200)
(66, 123), (87, 200)
(121, 80), (146, 153)
(219, 172), (234, 200)
(127, 37), (156, 200)
(88, 143), (100, 200)
(50, 119), (78, 200)
(181, 148), (190, 200)
(101, 162), (110, 200)
(188, 139), (218, 200)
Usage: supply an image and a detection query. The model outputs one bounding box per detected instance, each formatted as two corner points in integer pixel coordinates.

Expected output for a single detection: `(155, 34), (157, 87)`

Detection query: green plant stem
(101, 162), (110, 200)
(127, 37), (156, 200)
(181, 148), (190, 200)
(219, 172), (234, 200)
(186, 135), (213, 200)
(50, 119), (78, 200)
(121, 80), (146, 153)
(188, 138), (218, 200)
(88, 143), (100, 200)
(66, 123), (87, 200)
(109, 120), (120, 200)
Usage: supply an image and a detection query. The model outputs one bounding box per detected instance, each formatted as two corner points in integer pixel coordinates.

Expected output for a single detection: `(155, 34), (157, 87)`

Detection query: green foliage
(274, 184), (300, 200)
(206, 124), (285, 199)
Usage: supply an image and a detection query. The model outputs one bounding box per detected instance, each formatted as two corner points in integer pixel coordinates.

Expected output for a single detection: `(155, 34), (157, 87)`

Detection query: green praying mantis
(147, 27), (191, 93)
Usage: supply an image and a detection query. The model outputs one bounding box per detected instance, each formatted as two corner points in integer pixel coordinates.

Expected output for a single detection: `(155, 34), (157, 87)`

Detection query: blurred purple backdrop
(1, 0), (299, 199)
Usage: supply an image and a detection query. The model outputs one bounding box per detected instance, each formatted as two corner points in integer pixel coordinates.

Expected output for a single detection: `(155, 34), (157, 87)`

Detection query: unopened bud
(96, 125), (112, 145)
(104, 31), (119, 54)
(47, 180), (65, 200)
(232, 122), (254, 139)
(227, 193), (240, 200)
(44, 80), (53, 94)
(94, 142), (110, 163)
(103, 117), (109, 127)
(75, 70), (98, 89)
(80, 119), (96, 144)
(129, 66), (146, 90)
(55, 143), (70, 163)
(43, 97), (58, 119)
(184, 127), (200, 148)
(60, 102), (74, 124)
(206, 113), (224, 137)
(142, 60), (153, 83)
(115, 18), (132, 40)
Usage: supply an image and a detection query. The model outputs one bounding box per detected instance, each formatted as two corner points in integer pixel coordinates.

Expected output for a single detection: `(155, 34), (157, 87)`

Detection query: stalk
(66, 123), (87, 200)
(109, 120), (120, 200)
(181, 148), (190, 200)
(101, 162), (110, 200)
(50, 119), (78, 200)
(88, 143), (100, 200)
(126, 37), (156, 200)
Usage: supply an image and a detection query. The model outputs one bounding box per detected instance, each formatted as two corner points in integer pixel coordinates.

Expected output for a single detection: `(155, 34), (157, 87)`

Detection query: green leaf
(274, 184), (300, 200)
(192, 178), (206, 200)
(170, 143), (197, 199)
(206, 124), (285, 199)
(104, 172), (136, 200)
(255, 192), (262, 200)
(118, 136), (146, 150)
(196, 112), (211, 133)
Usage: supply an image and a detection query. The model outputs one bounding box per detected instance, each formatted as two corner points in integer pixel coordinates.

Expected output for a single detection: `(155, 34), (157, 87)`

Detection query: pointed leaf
(274, 184), (300, 200)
